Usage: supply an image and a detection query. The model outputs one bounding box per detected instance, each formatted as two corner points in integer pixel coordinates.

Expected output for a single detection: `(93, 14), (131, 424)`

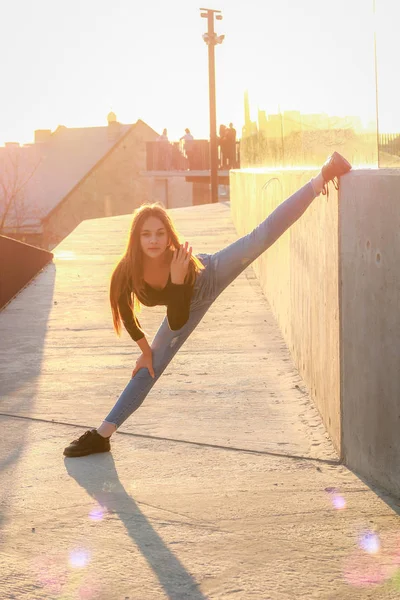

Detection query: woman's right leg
(101, 179), (321, 432)
(208, 152), (351, 297)
(210, 180), (320, 297)
(95, 177), (312, 441)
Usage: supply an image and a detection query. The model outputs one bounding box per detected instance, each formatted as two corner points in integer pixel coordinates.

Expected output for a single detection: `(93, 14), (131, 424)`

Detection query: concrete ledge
(230, 167), (400, 498)
(340, 169), (400, 496)
(0, 235), (53, 310)
(230, 168), (340, 452)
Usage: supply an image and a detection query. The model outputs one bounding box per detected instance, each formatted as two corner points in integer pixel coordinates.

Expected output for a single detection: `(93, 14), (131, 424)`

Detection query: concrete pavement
(0, 201), (399, 599)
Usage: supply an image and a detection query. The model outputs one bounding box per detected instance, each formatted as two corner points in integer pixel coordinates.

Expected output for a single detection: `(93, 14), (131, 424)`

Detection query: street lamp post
(200, 8), (224, 204)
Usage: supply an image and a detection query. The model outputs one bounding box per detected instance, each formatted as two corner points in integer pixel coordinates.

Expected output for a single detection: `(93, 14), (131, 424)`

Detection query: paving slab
(0, 202), (399, 600)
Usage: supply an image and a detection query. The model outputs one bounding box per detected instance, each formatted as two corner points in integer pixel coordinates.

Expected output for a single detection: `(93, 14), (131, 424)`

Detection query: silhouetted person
(226, 123), (237, 169)
(157, 128), (168, 142)
(156, 128), (171, 170)
(218, 124), (227, 169)
(180, 128), (194, 170)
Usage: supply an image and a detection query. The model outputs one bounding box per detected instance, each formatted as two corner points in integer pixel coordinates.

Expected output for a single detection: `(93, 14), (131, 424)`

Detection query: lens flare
(69, 548), (91, 568)
(79, 582), (102, 599)
(392, 568), (400, 590)
(89, 504), (105, 521)
(332, 494), (346, 510)
(33, 554), (68, 594)
(359, 531), (381, 554)
(325, 486), (346, 510)
(344, 530), (400, 588)
(344, 551), (388, 587)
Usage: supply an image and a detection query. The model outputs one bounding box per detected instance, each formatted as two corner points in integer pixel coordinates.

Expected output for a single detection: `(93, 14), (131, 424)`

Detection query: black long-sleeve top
(118, 275), (194, 341)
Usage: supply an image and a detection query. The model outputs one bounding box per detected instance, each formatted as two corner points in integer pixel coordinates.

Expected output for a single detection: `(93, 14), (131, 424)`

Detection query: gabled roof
(0, 121), (142, 233)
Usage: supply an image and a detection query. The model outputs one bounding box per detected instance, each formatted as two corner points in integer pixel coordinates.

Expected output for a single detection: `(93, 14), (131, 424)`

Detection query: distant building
(0, 115), (191, 250)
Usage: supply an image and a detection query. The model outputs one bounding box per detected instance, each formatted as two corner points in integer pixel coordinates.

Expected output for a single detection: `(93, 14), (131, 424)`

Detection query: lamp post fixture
(200, 8), (224, 204)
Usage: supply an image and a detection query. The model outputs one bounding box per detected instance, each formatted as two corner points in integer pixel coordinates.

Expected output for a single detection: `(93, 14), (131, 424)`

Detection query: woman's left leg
(102, 299), (213, 430)
(210, 179), (320, 297)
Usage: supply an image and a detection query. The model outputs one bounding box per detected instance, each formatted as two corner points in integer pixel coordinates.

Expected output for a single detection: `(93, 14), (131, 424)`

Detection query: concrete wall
(340, 170), (400, 496)
(230, 167), (400, 497)
(230, 169), (341, 451)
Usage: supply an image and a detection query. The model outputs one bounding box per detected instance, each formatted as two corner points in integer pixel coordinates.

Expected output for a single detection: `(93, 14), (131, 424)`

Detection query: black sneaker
(63, 429), (111, 457)
(321, 151), (352, 195)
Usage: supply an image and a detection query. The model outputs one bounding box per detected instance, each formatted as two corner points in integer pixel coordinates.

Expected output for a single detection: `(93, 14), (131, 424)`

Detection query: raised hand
(170, 242), (192, 284)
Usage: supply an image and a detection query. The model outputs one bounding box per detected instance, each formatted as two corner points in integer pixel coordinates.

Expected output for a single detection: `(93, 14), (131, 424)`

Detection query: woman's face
(140, 216), (169, 260)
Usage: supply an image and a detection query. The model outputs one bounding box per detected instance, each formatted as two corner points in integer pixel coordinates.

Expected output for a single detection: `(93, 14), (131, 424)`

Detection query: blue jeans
(105, 181), (316, 428)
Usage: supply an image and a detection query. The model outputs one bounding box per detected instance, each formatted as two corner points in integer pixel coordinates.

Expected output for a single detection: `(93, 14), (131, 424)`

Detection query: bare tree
(0, 146), (42, 235)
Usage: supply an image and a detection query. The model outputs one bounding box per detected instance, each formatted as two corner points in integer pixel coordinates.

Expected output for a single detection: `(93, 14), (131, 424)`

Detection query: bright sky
(0, 0), (398, 146)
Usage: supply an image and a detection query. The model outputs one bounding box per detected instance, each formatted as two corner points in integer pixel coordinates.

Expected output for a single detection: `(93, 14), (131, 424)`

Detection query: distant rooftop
(0, 116), (146, 233)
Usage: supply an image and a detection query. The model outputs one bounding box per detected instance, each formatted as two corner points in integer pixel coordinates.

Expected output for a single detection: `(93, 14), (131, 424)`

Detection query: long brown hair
(110, 202), (204, 336)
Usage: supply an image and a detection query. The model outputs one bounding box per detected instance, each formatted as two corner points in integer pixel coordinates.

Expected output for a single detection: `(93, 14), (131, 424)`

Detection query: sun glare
(0, 0), (398, 145)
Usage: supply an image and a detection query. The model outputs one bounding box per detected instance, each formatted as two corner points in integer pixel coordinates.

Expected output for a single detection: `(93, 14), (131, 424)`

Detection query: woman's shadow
(64, 453), (208, 600)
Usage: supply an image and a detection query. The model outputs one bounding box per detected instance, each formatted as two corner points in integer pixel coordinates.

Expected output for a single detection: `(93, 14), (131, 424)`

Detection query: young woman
(63, 151), (351, 458)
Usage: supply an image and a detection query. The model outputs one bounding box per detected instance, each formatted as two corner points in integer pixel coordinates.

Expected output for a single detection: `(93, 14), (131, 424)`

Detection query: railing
(146, 140), (240, 171)
(0, 235), (53, 309)
(379, 133), (400, 156)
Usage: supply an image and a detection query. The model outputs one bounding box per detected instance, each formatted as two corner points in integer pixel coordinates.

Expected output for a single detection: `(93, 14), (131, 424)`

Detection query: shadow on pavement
(349, 468), (400, 515)
(0, 262), (55, 532)
(64, 452), (208, 600)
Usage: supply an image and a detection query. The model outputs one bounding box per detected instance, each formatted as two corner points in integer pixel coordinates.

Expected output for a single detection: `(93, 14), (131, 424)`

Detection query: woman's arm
(168, 242), (193, 330)
(118, 288), (145, 341)
(132, 337), (155, 378)
(136, 336), (152, 354)
(167, 283), (193, 331)
(119, 289), (155, 378)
